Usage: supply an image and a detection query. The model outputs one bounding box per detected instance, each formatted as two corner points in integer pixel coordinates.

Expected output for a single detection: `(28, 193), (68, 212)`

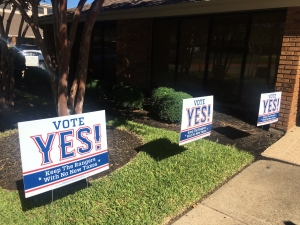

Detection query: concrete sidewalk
(262, 126), (300, 166)
(172, 127), (300, 225)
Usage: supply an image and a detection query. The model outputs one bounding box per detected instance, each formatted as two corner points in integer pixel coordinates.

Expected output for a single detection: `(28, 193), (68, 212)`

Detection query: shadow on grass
(136, 138), (187, 161)
(16, 179), (91, 211)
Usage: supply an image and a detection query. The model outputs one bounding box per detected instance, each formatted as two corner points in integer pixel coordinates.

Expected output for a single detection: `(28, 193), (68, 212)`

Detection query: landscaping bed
(0, 120), (254, 224)
(0, 75), (283, 224)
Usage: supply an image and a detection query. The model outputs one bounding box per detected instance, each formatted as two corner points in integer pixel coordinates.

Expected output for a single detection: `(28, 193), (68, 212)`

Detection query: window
(152, 20), (178, 88)
(242, 12), (285, 107)
(89, 22), (117, 83)
(177, 18), (209, 95)
(47, 8), (53, 14)
(151, 10), (285, 106)
(206, 15), (248, 101)
(38, 7), (44, 14)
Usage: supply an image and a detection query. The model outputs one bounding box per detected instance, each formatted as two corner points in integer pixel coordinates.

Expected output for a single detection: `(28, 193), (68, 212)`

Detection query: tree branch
(5, 4), (16, 37)
(17, 16), (24, 38)
(10, 0), (31, 23)
(0, 16), (5, 37)
(13, 0), (59, 112)
(69, 0), (87, 50)
(17, 18), (29, 47)
(51, 0), (61, 68)
(75, 0), (104, 114)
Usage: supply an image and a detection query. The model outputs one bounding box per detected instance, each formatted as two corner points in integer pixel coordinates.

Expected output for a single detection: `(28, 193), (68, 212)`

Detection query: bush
(157, 91), (192, 123)
(112, 82), (128, 97)
(151, 87), (175, 111)
(114, 85), (144, 109)
(85, 79), (106, 99)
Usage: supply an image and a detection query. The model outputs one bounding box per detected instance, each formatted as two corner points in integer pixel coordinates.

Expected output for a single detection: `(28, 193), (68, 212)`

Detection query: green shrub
(112, 82), (128, 97)
(85, 79), (105, 99)
(114, 85), (144, 109)
(157, 91), (192, 123)
(151, 87), (175, 111)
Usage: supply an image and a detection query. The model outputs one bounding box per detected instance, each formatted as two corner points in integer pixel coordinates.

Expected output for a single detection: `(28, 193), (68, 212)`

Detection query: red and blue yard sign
(18, 110), (108, 198)
(179, 96), (214, 145)
(257, 92), (282, 126)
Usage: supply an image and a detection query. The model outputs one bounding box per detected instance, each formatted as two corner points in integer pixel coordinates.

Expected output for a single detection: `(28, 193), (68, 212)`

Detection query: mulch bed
(0, 80), (283, 191)
(113, 107), (282, 158)
(0, 126), (142, 191)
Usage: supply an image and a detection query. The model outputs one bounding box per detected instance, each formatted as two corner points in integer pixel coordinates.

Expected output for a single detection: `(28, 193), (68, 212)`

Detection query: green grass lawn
(0, 119), (253, 225)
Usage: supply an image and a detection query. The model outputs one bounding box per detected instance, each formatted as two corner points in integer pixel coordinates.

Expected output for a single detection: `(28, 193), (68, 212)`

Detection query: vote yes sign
(18, 110), (108, 198)
(257, 92), (282, 126)
(179, 96), (213, 145)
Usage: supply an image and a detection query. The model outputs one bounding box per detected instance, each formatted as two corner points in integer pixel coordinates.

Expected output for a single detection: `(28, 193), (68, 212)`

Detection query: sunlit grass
(0, 119), (254, 225)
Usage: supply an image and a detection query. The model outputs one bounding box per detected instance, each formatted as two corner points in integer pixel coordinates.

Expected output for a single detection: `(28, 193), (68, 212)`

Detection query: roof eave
(39, 0), (300, 25)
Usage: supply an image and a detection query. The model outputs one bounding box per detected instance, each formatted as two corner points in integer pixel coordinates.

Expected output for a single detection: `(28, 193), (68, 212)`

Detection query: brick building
(39, 0), (300, 134)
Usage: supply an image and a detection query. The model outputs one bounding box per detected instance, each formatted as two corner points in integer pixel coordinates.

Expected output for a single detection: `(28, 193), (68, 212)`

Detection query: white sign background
(257, 92), (282, 126)
(18, 110), (108, 198)
(179, 96), (213, 145)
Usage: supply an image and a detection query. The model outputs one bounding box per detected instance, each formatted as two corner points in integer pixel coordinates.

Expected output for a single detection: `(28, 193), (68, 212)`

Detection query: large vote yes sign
(179, 96), (213, 145)
(18, 110), (108, 198)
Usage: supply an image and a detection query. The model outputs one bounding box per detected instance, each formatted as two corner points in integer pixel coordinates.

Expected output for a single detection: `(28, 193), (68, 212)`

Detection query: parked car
(19, 44), (46, 69)
(14, 50), (26, 71)
(0, 44), (25, 79)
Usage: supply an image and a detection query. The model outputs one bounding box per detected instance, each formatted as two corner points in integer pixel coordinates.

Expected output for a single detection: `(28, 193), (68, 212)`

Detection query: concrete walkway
(262, 126), (300, 165)
(172, 127), (300, 225)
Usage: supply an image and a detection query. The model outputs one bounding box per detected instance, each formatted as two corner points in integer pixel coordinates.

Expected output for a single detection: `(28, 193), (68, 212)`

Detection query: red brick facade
(116, 19), (153, 90)
(272, 7), (300, 132)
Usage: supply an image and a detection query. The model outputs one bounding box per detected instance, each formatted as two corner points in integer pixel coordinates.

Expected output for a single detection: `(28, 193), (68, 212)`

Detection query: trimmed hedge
(157, 91), (192, 123)
(114, 85), (144, 109)
(151, 87), (175, 107)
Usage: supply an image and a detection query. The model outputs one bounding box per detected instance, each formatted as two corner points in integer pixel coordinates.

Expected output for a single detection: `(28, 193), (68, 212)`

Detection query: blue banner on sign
(180, 124), (212, 143)
(257, 112), (279, 124)
(23, 151), (108, 191)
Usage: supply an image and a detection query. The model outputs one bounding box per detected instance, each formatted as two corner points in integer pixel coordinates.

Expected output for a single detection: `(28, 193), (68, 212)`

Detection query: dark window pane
(242, 12), (285, 108)
(38, 7), (44, 14)
(177, 18), (209, 96)
(89, 23), (117, 83)
(207, 15), (248, 101)
(152, 20), (178, 88)
(47, 8), (52, 14)
(103, 28), (117, 83)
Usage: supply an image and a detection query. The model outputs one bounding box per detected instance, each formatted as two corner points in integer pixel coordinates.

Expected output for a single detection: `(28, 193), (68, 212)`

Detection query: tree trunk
(57, 0), (71, 116)
(74, 0), (105, 114)
(0, 41), (7, 109)
(7, 49), (14, 107)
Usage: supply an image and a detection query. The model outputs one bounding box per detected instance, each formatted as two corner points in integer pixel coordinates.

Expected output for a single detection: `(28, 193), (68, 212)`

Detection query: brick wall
(116, 19), (153, 90)
(272, 7), (300, 132)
